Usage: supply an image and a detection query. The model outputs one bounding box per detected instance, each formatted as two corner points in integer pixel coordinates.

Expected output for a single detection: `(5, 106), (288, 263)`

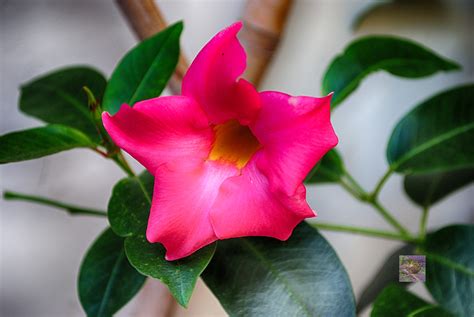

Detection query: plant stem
(419, 206), (430, 239)
(311, 222), (419, 243)
(339, 177), (365, 200)
(112, 151), (135, 177)
(370, 168), (393, 200)
(3, 191), (107, 217)
(371, 199), (410, 236)
(342, 170), (367, 199)
(339, 169), (412, 237)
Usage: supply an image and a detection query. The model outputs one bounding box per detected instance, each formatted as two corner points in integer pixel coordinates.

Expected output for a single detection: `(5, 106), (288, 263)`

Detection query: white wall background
(1, 0), (472, 316)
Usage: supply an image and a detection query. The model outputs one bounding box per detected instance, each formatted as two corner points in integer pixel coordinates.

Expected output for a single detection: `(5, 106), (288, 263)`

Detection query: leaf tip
(170, 20), (184, 33)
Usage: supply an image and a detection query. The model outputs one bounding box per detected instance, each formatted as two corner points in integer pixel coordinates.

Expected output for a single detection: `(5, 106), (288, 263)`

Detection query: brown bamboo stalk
(115, 0), (188, 95)
(133, 279), (177, 317)
(240, 0), (293, 87)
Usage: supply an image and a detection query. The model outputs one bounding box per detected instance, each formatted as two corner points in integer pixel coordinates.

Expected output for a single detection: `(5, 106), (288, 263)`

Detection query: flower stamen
(208, 120), (261, 169)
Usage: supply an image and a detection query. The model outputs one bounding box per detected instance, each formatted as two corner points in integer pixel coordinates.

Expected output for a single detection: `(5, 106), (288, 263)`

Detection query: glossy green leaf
(108, 172), (154, 237)
(421, 224), (474, 316)
(202, 222), (356, 317)
(387, 84), (474, 174)
(371, 285), (453, 317)
(0, 124), (94, 164)
(125, 235), (216, 307)
(305, 149), (344, 183)
(322, 36), (460, 107)
(19, 66), (106, 142)
(357, 243), (415, 313)
(107, 171), (215, 307)
(404, 168), (474, 208)
(102, 22), (183, 114)
(78, 228), (146, 317)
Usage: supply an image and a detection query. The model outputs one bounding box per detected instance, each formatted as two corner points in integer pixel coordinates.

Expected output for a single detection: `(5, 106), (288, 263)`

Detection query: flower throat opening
(208, 120), (261, 169)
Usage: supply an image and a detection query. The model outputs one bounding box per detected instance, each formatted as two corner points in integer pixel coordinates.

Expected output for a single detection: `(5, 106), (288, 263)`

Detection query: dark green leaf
(125, 235), (216, 308)
(0, 124), (94, 164)
(305, 149), (344, 183)
(404, 168), (474, 208)
(102, 22), (183, 114)
(371, 284), (453, 317)
(421, 224), (474, 316)
(322, 36), (460, 107)
(78, 228), (146, 317)
(108, 172), (154, 237)
(387, 84), (474, 174)
(19, 66), (106, 142)
(202, 222), (356, 317)
(107, 171), (215, 307)
(357, 243), (415, 313)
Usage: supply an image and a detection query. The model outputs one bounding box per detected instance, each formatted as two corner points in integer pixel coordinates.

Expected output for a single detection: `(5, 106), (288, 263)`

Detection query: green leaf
(387, 84), (474, 174)
(202, 222), (356, 316)
(78, 228), (146, 317)
(102, 22), (183, 114)
(404, 168), (474, 208)
(371, 284), (453, 317)
(125, 235), (216, 307)
(0, 124), (95, 164)
(357, 243), (415, 313)
(305, 149), (344, 183)
(421, 224), (474, 316)
(19, 66), (106, 142)
(322, 36), (460, 107)
(108, 172), (154, 237)
(107, 171), (215, 307)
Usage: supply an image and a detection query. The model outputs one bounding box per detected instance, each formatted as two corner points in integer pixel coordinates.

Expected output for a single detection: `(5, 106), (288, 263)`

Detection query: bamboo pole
(115, 0), (188, 94)
(116, 0), (292, 92)
(133, 279), (177, 317)
(240, 0), (293, 86)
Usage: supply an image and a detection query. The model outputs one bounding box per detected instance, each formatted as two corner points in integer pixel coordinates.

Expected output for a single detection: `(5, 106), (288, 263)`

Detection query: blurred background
(1, 0), (473, 316)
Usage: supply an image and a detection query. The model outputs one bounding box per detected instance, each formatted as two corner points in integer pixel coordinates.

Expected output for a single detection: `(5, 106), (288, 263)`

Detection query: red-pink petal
(102, 96), (213, 175)
(210, 160), (315, 240)
(250, 92), (338, 195)
(182, 22), (260, 125)
(147, 160), (239, 260)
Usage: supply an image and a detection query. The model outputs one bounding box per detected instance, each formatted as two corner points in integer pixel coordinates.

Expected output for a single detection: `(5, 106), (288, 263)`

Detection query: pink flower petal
(182, 22), (260, 125)
(102, 96), (213, 175)
(147, 160), (239, 260)
(250, 91), (338, 195)
(210, 160), (315, 240)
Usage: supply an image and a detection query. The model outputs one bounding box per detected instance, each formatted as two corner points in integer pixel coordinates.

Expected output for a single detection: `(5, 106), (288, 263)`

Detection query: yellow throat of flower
(208, 120), (261, 169)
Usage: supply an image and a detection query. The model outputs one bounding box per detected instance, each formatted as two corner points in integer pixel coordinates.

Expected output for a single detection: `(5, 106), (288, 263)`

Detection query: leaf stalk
(311, 222), (420, 243)
(3, 191), (107, 217)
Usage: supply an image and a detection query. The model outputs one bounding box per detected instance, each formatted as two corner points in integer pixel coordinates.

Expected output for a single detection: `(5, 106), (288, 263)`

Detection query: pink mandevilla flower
(102, 22), (338, 260)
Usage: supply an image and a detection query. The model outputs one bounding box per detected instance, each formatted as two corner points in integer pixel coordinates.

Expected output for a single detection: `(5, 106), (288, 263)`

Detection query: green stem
(311, 222), (419, 243)
(342, 170), (367, 199)
(371, 199), (410, 236)
(419, 206), (430, 239)
(339, 177), (365, 200)
(339, 169), (412, 237)
(370, 168), (393, 200)
(112, 151), (135, 177)
(3, 191), (107, 217)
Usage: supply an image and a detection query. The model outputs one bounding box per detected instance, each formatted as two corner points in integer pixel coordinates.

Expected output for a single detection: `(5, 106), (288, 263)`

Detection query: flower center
(208, 120), (261, 169)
